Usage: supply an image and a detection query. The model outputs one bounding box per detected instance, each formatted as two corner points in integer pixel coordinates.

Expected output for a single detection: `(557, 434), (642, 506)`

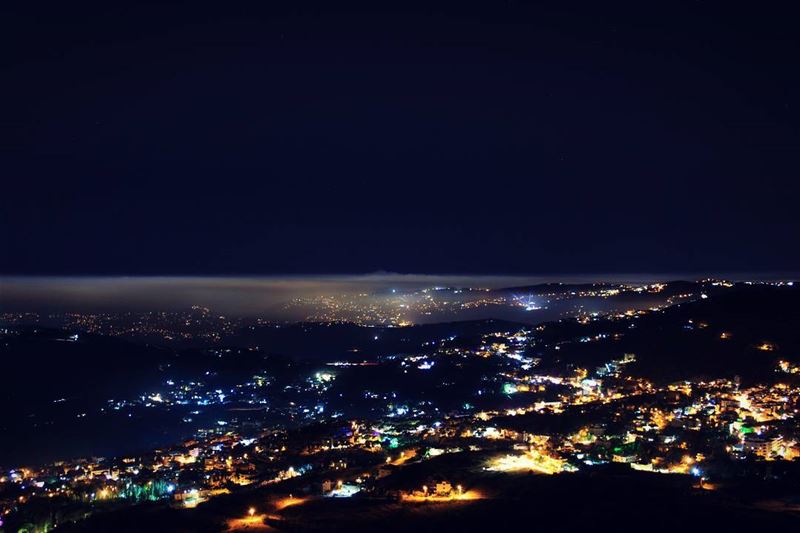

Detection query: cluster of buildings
(0, 307), (249, 345)
(3, 281), (800, 531)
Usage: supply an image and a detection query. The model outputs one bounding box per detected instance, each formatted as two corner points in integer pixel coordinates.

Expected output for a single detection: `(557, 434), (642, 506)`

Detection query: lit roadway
(226, 496), (309, 532)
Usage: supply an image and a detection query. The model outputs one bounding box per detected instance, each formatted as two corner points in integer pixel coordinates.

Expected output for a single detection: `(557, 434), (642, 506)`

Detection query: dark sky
(2, 2), (799, 275)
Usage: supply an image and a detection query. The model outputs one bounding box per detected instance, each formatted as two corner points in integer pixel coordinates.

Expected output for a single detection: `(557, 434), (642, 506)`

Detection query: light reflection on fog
(0, 273), (693, 325)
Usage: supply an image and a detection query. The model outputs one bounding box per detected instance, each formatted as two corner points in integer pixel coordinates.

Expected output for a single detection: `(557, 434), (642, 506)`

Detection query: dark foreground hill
(58, 465), (800, 533)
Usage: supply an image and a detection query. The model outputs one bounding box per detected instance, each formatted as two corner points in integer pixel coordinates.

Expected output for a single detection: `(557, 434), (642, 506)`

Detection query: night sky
(3, 2), (799, 275)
